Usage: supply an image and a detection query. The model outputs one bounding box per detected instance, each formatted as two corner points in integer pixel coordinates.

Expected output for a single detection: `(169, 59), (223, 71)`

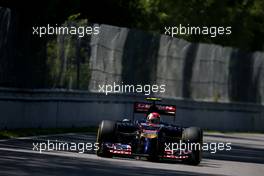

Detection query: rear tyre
(96, 120), (116, 157)
(182, 127), (203, 165)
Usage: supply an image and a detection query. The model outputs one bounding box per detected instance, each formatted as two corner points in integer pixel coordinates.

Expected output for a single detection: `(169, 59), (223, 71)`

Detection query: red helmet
(147, 112), (160, 124)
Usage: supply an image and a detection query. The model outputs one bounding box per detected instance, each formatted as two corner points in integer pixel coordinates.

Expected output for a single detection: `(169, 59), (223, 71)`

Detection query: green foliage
(136, 0), (264, 51)
(68, 13), (81, 21)
(47, 39), (59, 87)
(46, 18), (91, 90)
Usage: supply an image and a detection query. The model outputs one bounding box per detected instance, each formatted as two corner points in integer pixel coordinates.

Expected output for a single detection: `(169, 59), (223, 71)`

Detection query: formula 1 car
(96, 98), (203, 165)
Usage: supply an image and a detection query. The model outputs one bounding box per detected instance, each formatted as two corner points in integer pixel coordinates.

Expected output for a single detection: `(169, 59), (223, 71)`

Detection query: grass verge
(1, 128), (262, 139)
(0, 127), (98, 139)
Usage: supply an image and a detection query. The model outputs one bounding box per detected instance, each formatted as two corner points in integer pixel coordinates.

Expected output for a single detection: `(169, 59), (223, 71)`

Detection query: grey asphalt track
(0, 132), (264, 176)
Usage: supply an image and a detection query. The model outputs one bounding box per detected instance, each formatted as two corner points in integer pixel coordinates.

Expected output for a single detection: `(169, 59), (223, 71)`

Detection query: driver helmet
(147, 112), (161, 124)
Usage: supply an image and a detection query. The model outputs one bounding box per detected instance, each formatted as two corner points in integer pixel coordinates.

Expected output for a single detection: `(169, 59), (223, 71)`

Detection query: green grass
(0, 127), (98, 139)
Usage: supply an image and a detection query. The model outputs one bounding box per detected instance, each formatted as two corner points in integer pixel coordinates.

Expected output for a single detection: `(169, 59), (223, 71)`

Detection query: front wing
(101, 142), (192, 160)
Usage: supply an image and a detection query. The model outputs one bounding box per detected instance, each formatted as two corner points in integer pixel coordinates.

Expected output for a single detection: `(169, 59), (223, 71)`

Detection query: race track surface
(0, 132), (263, 176)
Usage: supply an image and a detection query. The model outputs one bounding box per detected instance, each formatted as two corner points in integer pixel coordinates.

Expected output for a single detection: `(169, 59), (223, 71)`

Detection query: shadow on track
(0, 149), (226, 176)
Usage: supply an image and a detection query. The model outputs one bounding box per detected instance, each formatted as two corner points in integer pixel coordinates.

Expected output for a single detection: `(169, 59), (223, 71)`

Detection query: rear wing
(134, 102), (176, 116)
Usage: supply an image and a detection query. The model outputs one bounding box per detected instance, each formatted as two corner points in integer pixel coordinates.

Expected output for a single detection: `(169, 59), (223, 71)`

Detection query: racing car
(96, 98), (203, 165)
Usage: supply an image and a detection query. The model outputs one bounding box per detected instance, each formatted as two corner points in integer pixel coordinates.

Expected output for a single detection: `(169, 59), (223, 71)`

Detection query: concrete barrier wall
(0, 88), (263, 132)
(88, 25), (264, 104)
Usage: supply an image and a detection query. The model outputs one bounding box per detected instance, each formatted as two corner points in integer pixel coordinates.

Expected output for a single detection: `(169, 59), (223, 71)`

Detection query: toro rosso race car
(96, 98), (203, 165)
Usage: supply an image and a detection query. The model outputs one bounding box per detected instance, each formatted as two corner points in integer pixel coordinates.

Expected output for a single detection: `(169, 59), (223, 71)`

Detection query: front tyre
(182, 127), (203, 165)
(96, 120), (116, 157)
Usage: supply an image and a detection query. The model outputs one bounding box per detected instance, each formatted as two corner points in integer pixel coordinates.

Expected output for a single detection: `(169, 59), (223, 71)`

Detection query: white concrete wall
(0, 88), (263, 132)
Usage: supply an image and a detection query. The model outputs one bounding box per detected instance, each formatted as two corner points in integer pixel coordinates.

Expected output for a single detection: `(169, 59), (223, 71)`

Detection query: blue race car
(96, 98), (203, 165)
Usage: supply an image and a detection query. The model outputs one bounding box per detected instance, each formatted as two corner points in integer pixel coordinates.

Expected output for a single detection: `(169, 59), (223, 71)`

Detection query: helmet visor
(149, 118), (160, 124)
